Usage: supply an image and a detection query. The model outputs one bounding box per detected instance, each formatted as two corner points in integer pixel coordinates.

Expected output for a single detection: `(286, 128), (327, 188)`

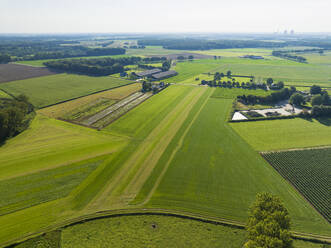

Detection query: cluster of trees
(202, 71), (268, 90)
(138, 60), (171, 72)
(309, 85), (331, 117)
(272, 51), (307, 63)
(142, 81), (169, 94)
(0, 54), (11, 64)
(245, 193), (293, 248)
(238, 87), (296, 105)
(44, 57), (142, 76)
(266, 78), (285, 90)
(0, 95), (34, 143)
(0, 39), (125, 61)
(138, 39), (286, 50)
(177, 55), (194, 60)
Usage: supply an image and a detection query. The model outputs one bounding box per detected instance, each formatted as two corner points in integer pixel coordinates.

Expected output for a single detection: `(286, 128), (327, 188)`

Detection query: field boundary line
(3, 208), (330, 248)
(260, 145), (331, 154)
(139, 88), (215, 206)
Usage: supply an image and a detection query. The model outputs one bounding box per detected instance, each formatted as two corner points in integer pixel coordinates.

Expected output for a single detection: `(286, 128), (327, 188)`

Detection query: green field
(1, 48), (331, 247)
(262, 148), (331, 222)
(0, 157), (102, 216)
(211, 87), (270, 99)
(13, 215), (325, 248)
(230, 118), (331, 151)
(0, 114), (127, 181)
(134, 97), (330, 235)
(0, 74), (134, 108)
(0, 89), (12, 99)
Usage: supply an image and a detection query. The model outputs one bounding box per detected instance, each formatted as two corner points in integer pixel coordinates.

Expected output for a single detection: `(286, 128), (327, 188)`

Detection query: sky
(1, 0), (330, 34)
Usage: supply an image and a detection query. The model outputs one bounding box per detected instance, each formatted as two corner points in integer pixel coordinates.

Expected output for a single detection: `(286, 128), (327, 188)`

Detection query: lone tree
(226, 70), (232, 77)
(245, 193), (293, 248)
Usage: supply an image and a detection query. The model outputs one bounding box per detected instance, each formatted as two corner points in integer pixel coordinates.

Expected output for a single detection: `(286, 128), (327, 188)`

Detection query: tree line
(44, 56), (170, 76)
(138, 39), (287, 50)
(237, 87), (296, 105)
(272, 51), (307, 63)
(0, 95), (34, 143)
(0, 39), (125, 62)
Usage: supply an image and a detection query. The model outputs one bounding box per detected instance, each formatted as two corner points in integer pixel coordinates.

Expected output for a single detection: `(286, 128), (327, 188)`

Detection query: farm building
(151, 70), (178, 80)
(239, 55), (264, 59)
(133, 69), (162, 78)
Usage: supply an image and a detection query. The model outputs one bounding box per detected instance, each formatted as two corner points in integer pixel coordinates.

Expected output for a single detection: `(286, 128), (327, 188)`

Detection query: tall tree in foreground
(245, 192), (293, 248)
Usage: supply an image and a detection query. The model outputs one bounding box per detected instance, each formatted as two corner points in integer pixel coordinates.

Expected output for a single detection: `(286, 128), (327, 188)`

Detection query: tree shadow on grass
(316, 117), (331, 126)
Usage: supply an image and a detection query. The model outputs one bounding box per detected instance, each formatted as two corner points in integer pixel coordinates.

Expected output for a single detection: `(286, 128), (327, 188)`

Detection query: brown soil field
(0, 64), (57, 83)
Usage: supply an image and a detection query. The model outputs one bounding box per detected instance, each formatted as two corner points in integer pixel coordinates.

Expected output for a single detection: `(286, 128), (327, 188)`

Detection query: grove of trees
(0, 95), (34, 143)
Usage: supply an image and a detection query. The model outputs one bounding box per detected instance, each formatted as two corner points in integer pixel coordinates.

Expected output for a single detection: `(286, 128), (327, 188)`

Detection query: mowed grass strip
(0, 73), (134, 108)
(262, 148), (331, 222)
(230, 118), (331, 151)
(38, 83), (141, 119)
(70, 85), (194, 210)
(0, 114), (128, 181)
(145, 98), (331, 235)
(0, 157), (103, 216)
(91, 86), (204, 208)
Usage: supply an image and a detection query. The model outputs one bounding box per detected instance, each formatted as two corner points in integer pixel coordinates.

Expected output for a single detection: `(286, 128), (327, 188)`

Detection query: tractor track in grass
(89, 86), (205, 209)
(138, 88), (215, 206)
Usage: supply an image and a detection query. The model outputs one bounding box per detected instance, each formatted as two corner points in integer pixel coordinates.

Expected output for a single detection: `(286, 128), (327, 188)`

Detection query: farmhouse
(133, 69), (162, 78)
(151, 70), (178, 80)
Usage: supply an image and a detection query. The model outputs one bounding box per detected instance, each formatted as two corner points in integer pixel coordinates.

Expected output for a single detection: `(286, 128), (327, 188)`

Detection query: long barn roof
(151, 70), (178, 79)
(135, 69), (162, 77)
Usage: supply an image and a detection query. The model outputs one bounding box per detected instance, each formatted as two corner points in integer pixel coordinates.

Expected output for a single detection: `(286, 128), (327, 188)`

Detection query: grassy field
(0, 157), (102, 216)
(0, 74), (134, 108)
(262, 148), (331, 222)
(13, 215), (327, 248)
(38, 83), (141, 119)
(230, 118), (331, 151)
(211, 87), (270, 99)
(0, 89), (12, 99)
(0, 114), (127, 181)
(134, 97), (331, 235)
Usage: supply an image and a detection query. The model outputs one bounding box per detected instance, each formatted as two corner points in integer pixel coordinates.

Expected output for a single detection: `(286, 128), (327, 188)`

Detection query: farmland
(1, 39), (331, 247)
(262, 148), (331, 222)
(0, 73), (134, 108)
(38, 83), (141, 119)
(230, 118), (331, 151)
(0, 63), (57, 83)
(135, 97), (330, 235)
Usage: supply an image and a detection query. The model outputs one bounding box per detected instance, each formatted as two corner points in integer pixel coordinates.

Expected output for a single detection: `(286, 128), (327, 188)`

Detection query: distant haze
(1, 0), (330, 34)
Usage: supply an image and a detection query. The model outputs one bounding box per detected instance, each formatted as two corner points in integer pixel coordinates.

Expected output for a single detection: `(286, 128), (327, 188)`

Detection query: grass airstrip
(1, 48), (331, 247)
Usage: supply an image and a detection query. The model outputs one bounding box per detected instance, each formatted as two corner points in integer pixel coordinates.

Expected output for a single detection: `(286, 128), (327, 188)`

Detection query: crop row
(262, 148), (331, 223)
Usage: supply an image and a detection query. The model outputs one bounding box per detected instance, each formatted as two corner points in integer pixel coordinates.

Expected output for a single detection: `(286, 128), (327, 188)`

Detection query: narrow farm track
(139, 88), (215, 206)
(89, 87), (205, 209)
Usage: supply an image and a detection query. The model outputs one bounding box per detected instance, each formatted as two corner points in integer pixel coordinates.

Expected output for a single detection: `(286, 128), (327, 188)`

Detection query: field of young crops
(262, 148), (331, 222)
(0, 73), (134, 108)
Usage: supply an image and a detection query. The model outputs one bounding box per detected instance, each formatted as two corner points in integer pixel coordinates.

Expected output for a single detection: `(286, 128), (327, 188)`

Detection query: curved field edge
(5, 209), (331, 248)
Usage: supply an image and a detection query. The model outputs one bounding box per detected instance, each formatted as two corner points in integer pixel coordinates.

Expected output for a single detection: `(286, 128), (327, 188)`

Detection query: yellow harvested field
(38, 83), (141, 118)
